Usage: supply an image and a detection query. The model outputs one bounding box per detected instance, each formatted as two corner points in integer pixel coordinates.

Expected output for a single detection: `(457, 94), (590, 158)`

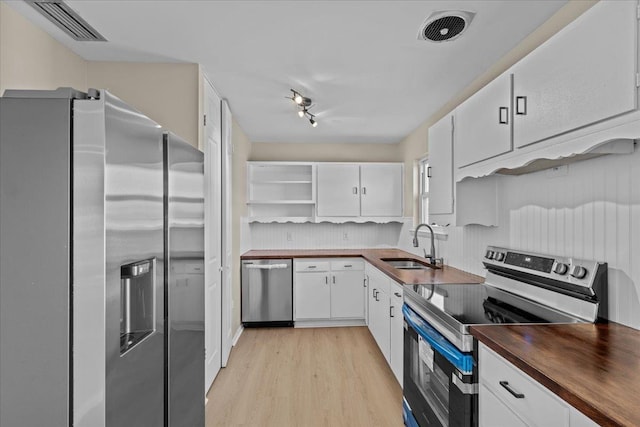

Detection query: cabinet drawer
(295, 260), (330, 272)
(479, 344), (569, 427)
(330, 258), (364, 271)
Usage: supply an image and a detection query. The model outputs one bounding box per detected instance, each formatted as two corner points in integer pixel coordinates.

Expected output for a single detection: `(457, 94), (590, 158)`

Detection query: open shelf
(247, 162), (316, 219)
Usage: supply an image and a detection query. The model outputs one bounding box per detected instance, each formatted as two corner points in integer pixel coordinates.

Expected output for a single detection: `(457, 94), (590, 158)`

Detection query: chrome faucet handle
(433, 258), (444, 267)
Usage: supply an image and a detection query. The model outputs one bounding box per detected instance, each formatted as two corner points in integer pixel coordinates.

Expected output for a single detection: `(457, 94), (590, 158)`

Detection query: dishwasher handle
(244, 263), (289, 270)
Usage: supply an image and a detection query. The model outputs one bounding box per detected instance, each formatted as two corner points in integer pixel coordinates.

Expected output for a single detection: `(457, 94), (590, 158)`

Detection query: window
(418, 157), (429, 224)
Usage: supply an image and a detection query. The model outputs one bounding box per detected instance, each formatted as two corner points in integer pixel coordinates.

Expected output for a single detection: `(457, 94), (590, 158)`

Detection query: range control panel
(482, 246), (604, 289)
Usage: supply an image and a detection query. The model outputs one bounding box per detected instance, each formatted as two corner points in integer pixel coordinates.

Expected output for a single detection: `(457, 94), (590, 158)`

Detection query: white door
(204, 81), (222, 392)
(360, 164), (403, 217)
(316, 164), (360, 216)
(456, 73), (512, 167)
(513, 0), (637, 148)
(294, 272), (331, 320)
(389, 287), (403, 386)
(428, 115), (454, 215)
(330, 271), (365, 319)
(220, 100), (233, 367)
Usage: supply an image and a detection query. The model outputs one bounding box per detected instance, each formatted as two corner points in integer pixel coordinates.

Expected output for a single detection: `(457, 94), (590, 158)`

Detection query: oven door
(402, 304), (477, 427)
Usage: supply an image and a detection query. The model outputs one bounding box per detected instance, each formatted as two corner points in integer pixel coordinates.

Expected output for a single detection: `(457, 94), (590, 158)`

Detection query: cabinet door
(373, 287), (391, 363)
(330, 270), (365, 319)
(456, 73), (512, 167)
(316, 164), (360, 216)
(389, 287), (403, 386)
(479, 384), (529, 427)
(360, 164), (403, 217)
(294, 272), (331, 320)
(428, 115), (454, 215)
(513, 0), (637, 148)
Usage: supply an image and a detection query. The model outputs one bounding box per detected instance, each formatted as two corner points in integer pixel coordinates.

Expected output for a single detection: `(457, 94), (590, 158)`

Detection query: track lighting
(287, 89), (318, 128)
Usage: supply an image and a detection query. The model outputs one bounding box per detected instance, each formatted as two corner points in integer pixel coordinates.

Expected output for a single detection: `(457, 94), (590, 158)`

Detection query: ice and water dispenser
(120, 258), (156, 355)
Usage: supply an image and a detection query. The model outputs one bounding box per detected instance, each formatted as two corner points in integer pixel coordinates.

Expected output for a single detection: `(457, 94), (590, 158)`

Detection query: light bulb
(310, 118), (317, 127)
(294, 94), (303, 105)
(298, 110), (305, 118)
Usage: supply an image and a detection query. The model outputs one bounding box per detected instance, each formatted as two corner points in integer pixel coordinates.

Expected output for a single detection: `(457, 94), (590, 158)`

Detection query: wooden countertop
(471, 323), (640, 427)
(241, 248), (484, 285)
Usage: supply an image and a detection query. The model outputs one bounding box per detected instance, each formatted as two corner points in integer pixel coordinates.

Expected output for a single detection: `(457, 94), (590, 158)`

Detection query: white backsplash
(247, 221), (405, 250)
(399, 150), (640, 330)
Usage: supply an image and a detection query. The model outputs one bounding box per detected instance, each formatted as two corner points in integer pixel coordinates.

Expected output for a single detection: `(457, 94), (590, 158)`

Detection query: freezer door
(74, 91), (165, 427)
(165, 132), (205, 427)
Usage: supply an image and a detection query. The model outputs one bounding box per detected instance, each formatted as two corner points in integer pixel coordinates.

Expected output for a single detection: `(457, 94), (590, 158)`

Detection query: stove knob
(494, 252), (505, 262)
(553, 262), (569, 275)
(485, 250), (495, 259)
(570, 265), (588, 279)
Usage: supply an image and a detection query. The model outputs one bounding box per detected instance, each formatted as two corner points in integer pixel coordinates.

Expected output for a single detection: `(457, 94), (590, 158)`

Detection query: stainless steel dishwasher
(241, 259), (293, 327)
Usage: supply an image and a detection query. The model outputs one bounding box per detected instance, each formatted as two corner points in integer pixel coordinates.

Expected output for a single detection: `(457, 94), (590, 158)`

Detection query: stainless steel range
(401, 246), (607, 427)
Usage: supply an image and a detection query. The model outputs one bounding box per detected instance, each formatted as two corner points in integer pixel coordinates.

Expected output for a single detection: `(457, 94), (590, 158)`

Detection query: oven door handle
(402, 304), (475, 374)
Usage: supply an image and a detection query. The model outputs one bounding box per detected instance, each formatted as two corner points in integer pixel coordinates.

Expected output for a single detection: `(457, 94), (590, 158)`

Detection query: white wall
(247, 221), (405, 250)
(399, 151), (640, 330)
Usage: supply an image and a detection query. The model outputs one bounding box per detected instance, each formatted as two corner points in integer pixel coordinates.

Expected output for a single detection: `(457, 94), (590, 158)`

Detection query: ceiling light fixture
(287, 89), (318, 127)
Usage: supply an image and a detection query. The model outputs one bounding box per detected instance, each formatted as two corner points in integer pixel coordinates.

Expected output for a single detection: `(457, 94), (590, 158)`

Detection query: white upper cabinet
(456, 73), (512, 167)
(317, 163), (403, 219)
(316, 164), (361, 217)
(428, 114), (454, 215)
(360, 164), (403, 217)
(513, 0), (637, 148)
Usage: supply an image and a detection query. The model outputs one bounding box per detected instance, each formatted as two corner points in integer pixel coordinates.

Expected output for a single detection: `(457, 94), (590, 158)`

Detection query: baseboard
(294, 319), (367, 328)
(232, 325), (244, 346)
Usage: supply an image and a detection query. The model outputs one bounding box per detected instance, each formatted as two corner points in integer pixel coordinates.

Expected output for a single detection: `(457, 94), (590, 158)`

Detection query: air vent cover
(28, 1), (106, 42)
(418, 11), (475, 43)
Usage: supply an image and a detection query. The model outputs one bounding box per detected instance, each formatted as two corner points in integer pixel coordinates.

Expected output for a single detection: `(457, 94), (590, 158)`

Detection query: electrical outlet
(546, 164), (568, 178)
(343, 232), (349, 240)
(286, 232), (293, 241)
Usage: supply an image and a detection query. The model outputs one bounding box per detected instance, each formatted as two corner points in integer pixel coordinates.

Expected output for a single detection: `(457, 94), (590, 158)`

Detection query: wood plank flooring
(205, 326), (403, 426)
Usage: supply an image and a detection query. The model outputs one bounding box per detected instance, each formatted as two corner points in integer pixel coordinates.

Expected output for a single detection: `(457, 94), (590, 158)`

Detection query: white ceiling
(8, 0), (567, 144)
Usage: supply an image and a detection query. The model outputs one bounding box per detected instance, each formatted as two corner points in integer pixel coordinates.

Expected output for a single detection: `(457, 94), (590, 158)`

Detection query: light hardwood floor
(205, 326), (403, 426)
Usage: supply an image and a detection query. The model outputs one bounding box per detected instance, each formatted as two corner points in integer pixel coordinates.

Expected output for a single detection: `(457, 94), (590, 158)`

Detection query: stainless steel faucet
(413, 223), (439, 265)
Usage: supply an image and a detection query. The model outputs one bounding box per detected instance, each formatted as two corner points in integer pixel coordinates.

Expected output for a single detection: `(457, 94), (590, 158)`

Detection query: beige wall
(0, 2), (87, 94)
(231, 118), (252, 336)
(399, 0), (598, 221)
(250, 141), (403, 163)
(87, 62), (200, 148)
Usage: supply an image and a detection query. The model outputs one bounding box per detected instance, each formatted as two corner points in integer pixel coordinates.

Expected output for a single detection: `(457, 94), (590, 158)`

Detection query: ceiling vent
(418, 11), (475, 42)
(28, 1), (106, 42)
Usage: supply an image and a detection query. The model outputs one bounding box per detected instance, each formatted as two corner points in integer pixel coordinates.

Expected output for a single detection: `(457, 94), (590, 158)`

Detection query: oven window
(415, 335), (449, 425)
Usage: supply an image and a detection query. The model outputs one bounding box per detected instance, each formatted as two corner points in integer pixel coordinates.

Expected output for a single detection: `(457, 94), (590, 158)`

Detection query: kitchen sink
(381, 258), (439, 270)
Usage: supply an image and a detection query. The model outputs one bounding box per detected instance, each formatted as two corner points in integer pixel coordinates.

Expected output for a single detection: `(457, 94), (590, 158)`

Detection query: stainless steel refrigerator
(0, 88), (204, 427)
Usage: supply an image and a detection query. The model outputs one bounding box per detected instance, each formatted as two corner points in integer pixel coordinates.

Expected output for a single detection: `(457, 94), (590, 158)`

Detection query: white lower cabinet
(389, 282), (404, 387)
(479, 343), (597, 427)
(294, 258), (365, 325)
(366, 263), (403, 386)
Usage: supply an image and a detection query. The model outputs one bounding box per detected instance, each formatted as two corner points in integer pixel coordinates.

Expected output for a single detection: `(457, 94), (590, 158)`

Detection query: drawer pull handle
(394, 292), (401, 297)
(307, 266), (316, 269)
(344, 264), (352, 268)
(499, 106), (509, 124)
(499, 381), (525, 399)
(515, 96), (527, 115)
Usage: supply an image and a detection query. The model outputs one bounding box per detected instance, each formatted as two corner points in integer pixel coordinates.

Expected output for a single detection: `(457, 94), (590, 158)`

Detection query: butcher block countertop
(240, 248), (484, 285)
(471, 323), (640, 427)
